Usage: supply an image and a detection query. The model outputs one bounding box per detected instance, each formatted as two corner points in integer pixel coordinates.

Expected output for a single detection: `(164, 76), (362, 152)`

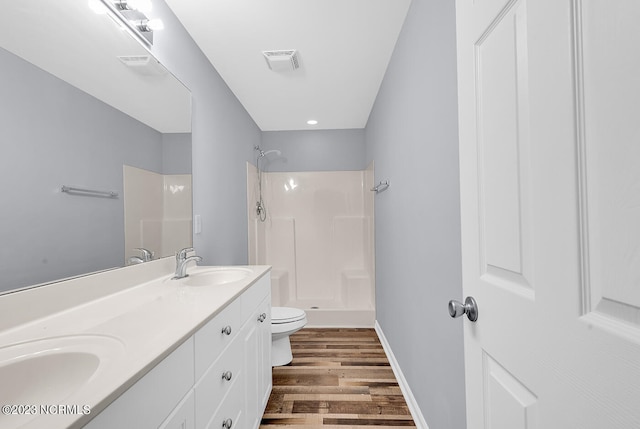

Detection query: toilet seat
(271, 307), (306, 324)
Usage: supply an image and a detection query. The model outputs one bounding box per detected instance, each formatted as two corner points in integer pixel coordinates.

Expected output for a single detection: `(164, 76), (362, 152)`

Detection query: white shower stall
(247, 163), (375, 327)
(123, 165), (192, 263)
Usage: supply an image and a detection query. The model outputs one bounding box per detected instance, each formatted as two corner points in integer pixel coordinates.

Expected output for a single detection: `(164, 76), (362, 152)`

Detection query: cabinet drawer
(205, 375), (244, 429)
(241, 273), (270, 322)
(195, 297), (242, 379)
(194, 337), (244, 429)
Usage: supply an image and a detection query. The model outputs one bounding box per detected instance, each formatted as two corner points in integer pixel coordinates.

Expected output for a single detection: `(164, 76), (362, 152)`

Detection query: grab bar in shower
(61, 185), (119, 198)
(370, 180), (390, 194)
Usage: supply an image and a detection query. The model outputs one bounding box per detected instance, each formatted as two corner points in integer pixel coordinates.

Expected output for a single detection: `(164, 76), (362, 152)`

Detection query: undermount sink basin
(182, 267), (253, 286)
(0, 335), (124, 428)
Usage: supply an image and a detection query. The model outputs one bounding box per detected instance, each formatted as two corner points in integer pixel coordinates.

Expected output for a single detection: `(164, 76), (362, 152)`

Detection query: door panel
(483, 353), (537, 429)
(456, 0), (640, 427)
(476, 0), (533, 295)
(578, 0), (640, 332)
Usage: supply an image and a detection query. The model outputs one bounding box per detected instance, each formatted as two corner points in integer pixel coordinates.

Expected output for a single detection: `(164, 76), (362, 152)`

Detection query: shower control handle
(448, 297), (478, 322)
(221, 325), (232, 335)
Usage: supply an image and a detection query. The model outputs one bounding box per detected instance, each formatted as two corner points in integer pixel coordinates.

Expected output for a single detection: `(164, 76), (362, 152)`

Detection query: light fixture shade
(146, 18), (164, 31)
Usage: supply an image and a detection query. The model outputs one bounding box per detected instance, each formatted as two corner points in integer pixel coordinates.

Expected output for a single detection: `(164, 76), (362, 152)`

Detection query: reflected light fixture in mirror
(116, 0), (153, 14)
(98, 0), (164, 46)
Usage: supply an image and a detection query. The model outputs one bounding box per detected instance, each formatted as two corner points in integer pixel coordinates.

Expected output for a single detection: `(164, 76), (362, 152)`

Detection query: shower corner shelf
(371, 180), (390, 194)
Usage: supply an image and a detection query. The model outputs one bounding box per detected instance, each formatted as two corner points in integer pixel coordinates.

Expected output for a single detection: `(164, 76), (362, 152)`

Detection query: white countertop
(0, 262), (271, 429)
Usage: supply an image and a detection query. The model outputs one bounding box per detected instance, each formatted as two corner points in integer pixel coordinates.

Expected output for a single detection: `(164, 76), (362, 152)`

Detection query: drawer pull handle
(222, 371), (233, 381)
(221, 325), (232, 335)
(222, 418), (233, 428)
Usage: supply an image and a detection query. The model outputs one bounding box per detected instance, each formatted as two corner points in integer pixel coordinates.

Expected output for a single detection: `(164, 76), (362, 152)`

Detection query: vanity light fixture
(97, 0), (163, 45)
(113, 0), (153, 14)
(134, 18), (164, 32)
(307, 120), (318, 125)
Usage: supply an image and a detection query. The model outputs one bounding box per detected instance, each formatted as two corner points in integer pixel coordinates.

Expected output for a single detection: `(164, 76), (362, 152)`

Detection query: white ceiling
(165, 0), (412, 131)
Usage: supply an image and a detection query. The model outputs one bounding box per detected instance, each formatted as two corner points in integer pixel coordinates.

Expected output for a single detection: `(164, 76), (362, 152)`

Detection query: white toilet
(271, 306), (307, 366)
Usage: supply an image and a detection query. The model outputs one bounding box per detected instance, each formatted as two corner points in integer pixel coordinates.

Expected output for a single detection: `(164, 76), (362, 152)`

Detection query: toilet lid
(272, 307), (306, 324)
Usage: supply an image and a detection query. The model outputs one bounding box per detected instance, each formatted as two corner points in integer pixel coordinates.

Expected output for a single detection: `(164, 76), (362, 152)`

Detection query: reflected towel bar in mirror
(61, 186), (119, 198)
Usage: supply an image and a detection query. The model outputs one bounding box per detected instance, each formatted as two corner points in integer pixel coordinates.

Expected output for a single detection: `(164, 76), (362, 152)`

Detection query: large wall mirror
(0, 1), (192, 294)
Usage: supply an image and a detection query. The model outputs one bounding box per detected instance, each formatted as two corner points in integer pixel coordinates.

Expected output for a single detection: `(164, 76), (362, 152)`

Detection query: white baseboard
(375, 320), (429, 429)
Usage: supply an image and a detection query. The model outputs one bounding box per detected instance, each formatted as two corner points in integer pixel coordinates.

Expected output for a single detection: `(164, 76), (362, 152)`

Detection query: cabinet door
(242, 293), (271, 429)
(257, 296), (272, 411)
(242, 310), (261, 429)
(159, 390), (195, 429)
(84, 338), (194, 429)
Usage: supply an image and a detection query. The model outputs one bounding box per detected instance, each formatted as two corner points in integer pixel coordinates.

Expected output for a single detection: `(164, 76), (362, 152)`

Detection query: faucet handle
(176, 247), (194, 261)
(134, 248), (153, 262)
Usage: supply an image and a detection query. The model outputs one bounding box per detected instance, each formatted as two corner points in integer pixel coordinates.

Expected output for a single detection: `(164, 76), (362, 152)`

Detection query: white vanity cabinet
(84, 337), (195, 429)
(197, 273), (271, 429)
(83, 272), (272, 429)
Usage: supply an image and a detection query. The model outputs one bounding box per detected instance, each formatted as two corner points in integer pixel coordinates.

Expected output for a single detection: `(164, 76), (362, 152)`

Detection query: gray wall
(364, 0), (466, 428)
(151, 1), (261, 265)
(0, 47), (164, 291)
(261, 129), (366, 172)
(162, 133), (192, 175)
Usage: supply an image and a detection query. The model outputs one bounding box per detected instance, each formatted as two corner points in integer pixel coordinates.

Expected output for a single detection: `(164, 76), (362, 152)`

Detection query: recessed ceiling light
(307, 120), (318, 125)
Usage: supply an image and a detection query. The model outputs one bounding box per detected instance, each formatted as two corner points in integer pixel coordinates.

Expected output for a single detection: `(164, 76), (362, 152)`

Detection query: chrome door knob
(221, 325), (232, 335)
(222, 418), (233, 428)
(448, 297), (478, 322)
(221, 371), (233, 381)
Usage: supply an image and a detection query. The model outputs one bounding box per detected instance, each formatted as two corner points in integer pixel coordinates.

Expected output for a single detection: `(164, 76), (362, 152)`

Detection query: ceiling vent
(262, 50), (300, 72)
(117, 55), (167, 76)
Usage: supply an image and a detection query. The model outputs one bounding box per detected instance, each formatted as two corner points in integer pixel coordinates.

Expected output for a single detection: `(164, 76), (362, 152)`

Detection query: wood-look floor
(260, 328), (416, 428)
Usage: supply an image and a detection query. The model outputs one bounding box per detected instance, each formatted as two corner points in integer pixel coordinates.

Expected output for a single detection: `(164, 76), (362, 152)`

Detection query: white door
(455, 0), (640, 427)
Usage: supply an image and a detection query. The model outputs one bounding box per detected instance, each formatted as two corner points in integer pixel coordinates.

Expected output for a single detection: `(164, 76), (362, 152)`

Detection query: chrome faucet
(128, 248), (154, 265)
(134, 247), (154, 262)
(172, 247), (202, 279)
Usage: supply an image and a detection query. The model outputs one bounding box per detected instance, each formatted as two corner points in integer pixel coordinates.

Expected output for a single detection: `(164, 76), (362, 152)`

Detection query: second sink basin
(0, 335), (125, 429)
(182, 267), (253, 286)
